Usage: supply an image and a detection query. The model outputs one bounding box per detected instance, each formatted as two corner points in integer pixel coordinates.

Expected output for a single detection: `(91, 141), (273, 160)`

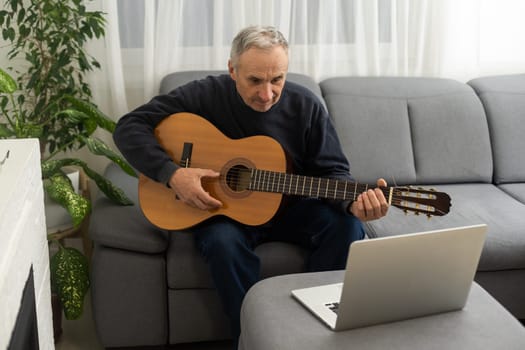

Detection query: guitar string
(194, 168), (446, 215)
(197, 181), (445, 215)
(203, 168), (421, 198)
(197, 179), (447, 216)
(202, 167), (403, 197)
(199, 169), (376, 195)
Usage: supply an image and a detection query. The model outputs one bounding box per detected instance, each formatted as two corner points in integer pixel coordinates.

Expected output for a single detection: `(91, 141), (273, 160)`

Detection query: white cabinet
(0, 139), (53, 349)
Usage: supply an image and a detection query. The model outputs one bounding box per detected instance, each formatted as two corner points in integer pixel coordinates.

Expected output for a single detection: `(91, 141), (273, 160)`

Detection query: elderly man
(114, 25), (388, 347)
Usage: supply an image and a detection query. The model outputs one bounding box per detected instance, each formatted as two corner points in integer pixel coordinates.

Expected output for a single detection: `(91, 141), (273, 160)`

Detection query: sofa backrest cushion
(160, 70), (225, 94)
(320, 77), (493, 185)
(468, 74), (525, 184)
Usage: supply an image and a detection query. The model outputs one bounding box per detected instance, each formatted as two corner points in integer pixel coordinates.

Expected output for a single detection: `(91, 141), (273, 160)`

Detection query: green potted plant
(0, 0), (136, 322)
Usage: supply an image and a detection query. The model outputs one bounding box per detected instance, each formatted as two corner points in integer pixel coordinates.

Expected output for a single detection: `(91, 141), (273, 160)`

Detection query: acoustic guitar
(139, 112), (451, 230)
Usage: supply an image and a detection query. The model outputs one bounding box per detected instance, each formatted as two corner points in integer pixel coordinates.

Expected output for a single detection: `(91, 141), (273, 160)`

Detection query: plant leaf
(44, 173), (91, 227)
(50, 246), (90, 320)
(41, 159), (82, 179)
(42, 158), (134, 206)
(55, 109), (97, 135)
(81, 165), (134, 205)
(83, 136), (137, 177)
(0, 67), (17, 93)
(16, 121), (43, 139)
(63, 95), (116, 133)
(0, 123), (15, 137)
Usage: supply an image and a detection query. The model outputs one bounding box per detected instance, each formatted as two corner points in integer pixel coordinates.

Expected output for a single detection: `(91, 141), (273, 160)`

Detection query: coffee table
(239, 271), (525, 350)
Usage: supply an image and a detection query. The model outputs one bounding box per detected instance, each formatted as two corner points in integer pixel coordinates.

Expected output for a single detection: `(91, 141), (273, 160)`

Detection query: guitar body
(139, 112), (287, 230)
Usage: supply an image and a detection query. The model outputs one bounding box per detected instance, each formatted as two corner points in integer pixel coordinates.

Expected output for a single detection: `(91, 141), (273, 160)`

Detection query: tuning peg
(415, 212), (420, 216)
(430, 188), (436, 192)
(427, 214), (432, 220)
(404, 209), (408, 215)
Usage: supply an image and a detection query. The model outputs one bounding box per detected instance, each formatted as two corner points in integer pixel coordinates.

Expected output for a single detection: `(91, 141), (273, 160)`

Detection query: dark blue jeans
(191, 198), (365, 341)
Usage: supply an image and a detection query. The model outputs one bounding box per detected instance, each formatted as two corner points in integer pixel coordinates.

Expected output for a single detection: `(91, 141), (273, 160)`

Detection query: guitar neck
(248, 168), (392, 203)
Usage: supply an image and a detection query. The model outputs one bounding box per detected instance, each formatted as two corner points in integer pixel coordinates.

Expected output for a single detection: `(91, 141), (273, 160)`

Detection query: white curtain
(440, 0), (525, 81)
(85, 0), (525, 121)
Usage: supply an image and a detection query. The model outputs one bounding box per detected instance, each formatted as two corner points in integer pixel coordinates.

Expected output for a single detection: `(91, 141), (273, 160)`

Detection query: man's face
(228, 46), (288, 112)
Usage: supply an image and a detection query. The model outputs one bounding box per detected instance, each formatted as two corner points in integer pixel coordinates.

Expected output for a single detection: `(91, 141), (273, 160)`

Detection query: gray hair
(230, 25), (288, 69)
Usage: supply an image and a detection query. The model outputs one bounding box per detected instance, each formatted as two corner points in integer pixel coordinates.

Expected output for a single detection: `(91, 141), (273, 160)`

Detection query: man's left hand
(349, 178), (389, 221)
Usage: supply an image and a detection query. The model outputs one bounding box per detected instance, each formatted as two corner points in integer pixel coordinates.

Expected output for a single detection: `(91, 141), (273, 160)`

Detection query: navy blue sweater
(114, 74), (353, 209)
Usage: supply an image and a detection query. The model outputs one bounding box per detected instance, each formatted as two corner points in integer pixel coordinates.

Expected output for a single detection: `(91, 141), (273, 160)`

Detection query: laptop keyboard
(325, 302), (340, 314)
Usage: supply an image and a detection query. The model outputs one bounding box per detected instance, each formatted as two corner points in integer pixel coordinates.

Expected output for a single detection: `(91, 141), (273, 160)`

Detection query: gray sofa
(89, 71), (525, 348)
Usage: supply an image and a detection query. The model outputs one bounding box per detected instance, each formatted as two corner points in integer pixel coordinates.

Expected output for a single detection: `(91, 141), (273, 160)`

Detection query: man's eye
(272, 77), (283, 84)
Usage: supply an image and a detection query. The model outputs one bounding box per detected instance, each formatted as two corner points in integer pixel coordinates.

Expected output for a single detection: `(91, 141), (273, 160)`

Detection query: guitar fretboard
(248, 168), (391, 202)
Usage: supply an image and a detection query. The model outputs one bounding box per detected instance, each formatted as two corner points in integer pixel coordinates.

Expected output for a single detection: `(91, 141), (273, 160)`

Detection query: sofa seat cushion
(166, 232), (307, 289)
(499, 184), (525, 204)
(366, 183), (525, 272)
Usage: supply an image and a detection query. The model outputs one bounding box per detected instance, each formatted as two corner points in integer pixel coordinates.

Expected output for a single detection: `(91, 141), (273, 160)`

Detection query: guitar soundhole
(225, 165), (251, 192)
(220, 158), (255, 199)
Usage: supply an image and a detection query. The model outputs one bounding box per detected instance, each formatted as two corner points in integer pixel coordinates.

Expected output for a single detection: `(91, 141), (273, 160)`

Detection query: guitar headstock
(390, 186), (451, 217)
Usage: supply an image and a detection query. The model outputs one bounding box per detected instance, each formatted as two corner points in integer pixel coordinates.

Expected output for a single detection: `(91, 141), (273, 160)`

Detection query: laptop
(291, 224), (487, 331)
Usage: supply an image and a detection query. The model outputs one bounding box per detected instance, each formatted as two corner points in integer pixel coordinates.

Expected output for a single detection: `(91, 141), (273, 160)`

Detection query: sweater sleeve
(113, 89), (190, 184)
(113, 74), (236, 184)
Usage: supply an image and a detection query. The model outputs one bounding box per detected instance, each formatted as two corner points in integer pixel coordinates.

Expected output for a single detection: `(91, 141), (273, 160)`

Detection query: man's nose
(258, 83), (273, 101)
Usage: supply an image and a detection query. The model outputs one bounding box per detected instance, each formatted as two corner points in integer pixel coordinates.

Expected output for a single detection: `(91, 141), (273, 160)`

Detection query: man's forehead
(246, 71), (286, 80)
(237, 60), (288, 80)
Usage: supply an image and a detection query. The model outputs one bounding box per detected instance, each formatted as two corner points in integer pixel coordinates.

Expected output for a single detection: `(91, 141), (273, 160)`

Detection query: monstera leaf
(50, 246), (90, 320)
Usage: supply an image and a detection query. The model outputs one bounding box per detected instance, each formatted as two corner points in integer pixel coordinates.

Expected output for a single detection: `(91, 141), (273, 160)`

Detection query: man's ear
(228, 60), (236, 80)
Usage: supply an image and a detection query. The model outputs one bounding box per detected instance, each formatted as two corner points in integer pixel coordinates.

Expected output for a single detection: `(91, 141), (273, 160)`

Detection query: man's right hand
(168, 168), (222, 210)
